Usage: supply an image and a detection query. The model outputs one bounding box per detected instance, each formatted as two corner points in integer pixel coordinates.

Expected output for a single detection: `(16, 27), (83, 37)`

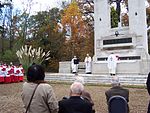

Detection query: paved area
(45, 73), (147, 85)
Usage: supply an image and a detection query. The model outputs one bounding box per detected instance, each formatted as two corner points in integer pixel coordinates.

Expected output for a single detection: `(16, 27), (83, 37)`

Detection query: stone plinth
(92, 60), (150, 75)
(59, 61), (71, 73)
(59, 62), (85, 73)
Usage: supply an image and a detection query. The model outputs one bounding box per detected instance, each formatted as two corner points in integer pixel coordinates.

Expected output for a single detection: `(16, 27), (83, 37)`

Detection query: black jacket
(105, 86), (129, 103)
(105, 86), (129, 113)
(146, 72), (150, 113)
(58, 96), (92, 113)
(146, 72), (150, 95)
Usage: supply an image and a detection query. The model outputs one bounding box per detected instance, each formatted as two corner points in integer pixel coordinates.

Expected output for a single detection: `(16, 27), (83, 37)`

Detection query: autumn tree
(61, 0), (93, 61)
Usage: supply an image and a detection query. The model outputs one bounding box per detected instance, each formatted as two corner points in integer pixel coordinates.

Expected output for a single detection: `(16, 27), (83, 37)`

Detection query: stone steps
(45, 73), (148, 86)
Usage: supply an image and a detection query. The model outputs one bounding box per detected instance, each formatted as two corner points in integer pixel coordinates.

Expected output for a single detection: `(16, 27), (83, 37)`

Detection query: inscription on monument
(103, 38), (132, 45)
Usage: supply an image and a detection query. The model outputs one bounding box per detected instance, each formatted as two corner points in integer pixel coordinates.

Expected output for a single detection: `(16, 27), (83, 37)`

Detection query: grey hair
(74, 76), (85, 84)
(70, 82), (84, 94)
(111, 76), (120, 86)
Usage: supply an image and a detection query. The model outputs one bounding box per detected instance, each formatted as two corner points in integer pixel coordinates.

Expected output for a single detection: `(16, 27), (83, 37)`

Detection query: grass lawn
(52, 82), (149, 113)
(0, 82), (149, 113)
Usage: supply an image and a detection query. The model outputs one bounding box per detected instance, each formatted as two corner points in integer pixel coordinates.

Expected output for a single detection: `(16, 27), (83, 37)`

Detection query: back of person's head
(111, 76), (120, 87)
(27, 64), (45, 82)
(70, 82), (84, 95)
(74, 76), (85, 84)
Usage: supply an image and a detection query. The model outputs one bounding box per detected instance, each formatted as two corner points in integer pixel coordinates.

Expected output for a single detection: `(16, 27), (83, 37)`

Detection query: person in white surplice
(71, 56), (79, 74)
(107, 53), (118, 76)
(84, 54), (92, 74)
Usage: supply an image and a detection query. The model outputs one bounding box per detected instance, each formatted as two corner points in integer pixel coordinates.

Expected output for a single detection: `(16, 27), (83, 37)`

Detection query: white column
(128, 0), (148, 53)
(94, 0), (110, 59)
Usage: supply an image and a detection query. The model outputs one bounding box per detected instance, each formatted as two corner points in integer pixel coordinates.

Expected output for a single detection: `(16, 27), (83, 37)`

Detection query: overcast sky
(12, 0), (62, 14)
(1, 0), (71, 15)
(1, 0), (149, 15)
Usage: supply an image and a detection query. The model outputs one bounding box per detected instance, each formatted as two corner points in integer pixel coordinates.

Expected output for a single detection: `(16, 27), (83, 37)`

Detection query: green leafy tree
(0, 50), (18, 63)
(25, 8), (65, 72)
(111, 7), (118, 28)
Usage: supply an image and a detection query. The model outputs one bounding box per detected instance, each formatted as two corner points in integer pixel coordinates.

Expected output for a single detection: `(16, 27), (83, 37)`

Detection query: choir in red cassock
(0, 63), (24, 84)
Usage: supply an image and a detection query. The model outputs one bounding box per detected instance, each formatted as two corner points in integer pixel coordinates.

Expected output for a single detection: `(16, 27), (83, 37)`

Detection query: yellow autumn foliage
(61, 0), (85, 39)
(61, 0), (94, 60)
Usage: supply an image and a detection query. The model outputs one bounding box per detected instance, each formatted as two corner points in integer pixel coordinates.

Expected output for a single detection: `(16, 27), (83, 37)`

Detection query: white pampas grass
(16, 45), (51, 68)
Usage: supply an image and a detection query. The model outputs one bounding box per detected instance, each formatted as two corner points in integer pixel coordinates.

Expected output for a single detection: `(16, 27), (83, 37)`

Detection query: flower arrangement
(16, 45), (50, 73)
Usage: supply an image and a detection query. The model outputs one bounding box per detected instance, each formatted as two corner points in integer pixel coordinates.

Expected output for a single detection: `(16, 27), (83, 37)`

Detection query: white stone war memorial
(59, 0), (150, 75)
(92, 0), (150, 75)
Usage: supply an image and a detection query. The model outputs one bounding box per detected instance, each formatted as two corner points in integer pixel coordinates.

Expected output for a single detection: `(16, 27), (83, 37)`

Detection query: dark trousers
(147, 101), (150, 113)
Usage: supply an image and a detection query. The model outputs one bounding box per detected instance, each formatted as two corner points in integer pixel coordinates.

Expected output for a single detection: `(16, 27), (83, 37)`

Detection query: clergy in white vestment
(107, 53), (118, 76)
(71, 56), (79, 74)
(84, 54), (92, 74)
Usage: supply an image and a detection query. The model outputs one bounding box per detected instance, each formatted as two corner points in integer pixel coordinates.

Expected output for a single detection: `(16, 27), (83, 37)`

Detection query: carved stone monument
(92, 0), (150, 74)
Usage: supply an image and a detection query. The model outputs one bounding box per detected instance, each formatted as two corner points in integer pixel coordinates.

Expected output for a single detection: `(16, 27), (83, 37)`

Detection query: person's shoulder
(105, 88), (112, 94)
(23, 82), (28, 87)
(122, 87), (129, 92)
(147, 73), (150, 81)
(23, 81), (28, 85)
(106, 86), (121, 94)
(40, 83), (51, 86)
(114, 86), (127, 90)
(82, 90), (90, 97)
(117, 86), (129, 93)
(39, 83), (52, 89)
(82, 91), (92, 102)
(81, 97), (93, 107)
(23, 82), (34, 87)
(58, 97), (70, 105)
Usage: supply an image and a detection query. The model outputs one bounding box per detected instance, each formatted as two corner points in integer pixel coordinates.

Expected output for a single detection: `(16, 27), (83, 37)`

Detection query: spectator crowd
(22, 64), (133, 113)
(1, 63), (149, 113)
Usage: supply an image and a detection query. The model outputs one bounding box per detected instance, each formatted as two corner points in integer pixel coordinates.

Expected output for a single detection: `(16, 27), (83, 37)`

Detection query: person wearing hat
(105, 76), (129, 112)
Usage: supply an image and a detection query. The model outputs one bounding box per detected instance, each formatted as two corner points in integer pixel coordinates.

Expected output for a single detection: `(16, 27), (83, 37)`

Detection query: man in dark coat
(146, 72), (150, 113)
(58, 82), (93, 113)
(105, 76), (129, 112)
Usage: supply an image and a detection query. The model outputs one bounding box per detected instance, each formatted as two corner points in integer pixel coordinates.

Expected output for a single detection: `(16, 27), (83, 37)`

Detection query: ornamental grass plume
(16, 45), (50, 74)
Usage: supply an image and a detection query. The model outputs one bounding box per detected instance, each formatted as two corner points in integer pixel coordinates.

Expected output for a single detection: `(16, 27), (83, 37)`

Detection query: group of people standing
(22, 64), (95, 113)
(0, 63), (24, 83)
(22, 64), (129, 113)
(71, 53), (119, 75)
(71, 54), (92, 74)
